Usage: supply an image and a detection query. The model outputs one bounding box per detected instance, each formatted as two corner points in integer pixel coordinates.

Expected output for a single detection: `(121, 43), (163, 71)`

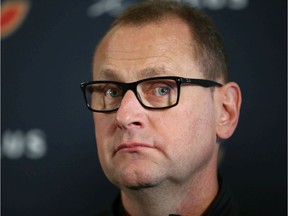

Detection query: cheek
(93, 114), (115, 158)
(158, 97), (216, 155)
(186, 100), (216, 144)
(93, 114), (120, 179)
(93, 114), (114, 139)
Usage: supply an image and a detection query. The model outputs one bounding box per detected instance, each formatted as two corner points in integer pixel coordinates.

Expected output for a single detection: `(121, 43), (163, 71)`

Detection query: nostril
(115, 120), (143, 129)
(132, 121), (141, 126)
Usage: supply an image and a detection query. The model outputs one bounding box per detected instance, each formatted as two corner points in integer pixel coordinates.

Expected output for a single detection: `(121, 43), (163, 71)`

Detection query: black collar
(108, 175), (239, 216)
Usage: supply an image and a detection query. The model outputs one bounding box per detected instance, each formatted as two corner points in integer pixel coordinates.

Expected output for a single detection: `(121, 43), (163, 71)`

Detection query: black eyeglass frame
(80, 76), (222, 113)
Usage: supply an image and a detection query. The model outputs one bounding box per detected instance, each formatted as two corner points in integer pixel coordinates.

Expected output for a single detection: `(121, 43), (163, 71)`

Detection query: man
(80, 0), (242, 215)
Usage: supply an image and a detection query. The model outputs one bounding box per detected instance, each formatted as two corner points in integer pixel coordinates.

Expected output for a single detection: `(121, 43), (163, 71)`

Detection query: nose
(115, 90), (146, 129)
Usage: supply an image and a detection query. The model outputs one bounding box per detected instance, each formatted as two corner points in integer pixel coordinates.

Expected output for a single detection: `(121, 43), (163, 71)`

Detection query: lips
(114, 143), (153, 155)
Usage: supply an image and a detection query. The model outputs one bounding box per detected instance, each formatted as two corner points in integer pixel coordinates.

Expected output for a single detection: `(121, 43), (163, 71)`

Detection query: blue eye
(155, 87), (170, 96)
(106, 88), (121, 98)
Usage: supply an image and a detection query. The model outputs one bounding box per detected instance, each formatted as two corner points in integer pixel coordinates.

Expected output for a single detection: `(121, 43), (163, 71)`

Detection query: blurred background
(1, 0), (286, 215)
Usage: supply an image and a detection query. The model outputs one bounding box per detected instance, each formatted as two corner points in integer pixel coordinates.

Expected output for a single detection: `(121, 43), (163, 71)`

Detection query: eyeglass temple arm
(180, 78), (222, 87)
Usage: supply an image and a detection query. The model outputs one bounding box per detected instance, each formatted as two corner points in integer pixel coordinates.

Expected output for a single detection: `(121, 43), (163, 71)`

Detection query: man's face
(92, 18), (220, 189)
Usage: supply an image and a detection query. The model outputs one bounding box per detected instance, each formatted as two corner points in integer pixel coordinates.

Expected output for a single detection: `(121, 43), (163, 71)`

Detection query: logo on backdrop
(1, 0), (31, 39)
(87, 0), (249, 17)
(1, 129), (47, 160)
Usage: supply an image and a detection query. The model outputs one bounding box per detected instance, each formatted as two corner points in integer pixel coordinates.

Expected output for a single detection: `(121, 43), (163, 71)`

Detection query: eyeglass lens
(85, 78), (178, 111)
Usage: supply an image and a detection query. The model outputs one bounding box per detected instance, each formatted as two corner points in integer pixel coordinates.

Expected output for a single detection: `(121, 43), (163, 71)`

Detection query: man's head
(88, 0), (241, 192)
(102, 0), (229, 83)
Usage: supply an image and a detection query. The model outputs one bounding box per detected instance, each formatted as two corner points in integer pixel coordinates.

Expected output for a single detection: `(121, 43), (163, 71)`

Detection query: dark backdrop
(1, 0), (286, 215)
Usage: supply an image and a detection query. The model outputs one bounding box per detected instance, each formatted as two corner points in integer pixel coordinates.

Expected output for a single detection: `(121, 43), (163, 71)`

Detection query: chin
(112, 168), (165, 191)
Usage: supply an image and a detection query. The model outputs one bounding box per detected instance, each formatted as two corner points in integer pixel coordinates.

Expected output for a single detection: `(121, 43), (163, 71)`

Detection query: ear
(215, 82), (242, 140)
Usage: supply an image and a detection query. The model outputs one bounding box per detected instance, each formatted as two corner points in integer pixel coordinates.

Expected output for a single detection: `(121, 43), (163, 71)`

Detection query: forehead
(93, 17), (200, 80)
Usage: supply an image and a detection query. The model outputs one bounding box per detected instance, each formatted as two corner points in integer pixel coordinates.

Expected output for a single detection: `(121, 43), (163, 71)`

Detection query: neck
(120, 167), (219, 216)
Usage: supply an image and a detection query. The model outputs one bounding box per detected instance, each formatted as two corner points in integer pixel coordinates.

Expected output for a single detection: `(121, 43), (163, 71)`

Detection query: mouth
(114, 143), (154, 155)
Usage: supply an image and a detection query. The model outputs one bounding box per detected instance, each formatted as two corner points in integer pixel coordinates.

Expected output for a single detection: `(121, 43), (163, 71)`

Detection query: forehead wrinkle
(94, 66), (172, 82)
(104, 52), (168, 61)
(138, 67), (170, 79)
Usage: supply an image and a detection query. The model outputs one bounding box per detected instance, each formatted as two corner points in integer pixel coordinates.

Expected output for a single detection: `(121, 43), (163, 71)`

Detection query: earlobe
(216, 82), (242, 140)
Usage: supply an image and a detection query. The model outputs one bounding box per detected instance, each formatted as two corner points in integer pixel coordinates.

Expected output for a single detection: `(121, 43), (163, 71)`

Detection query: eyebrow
(96, 68), (119, 80)
(96, 67), (170, 81)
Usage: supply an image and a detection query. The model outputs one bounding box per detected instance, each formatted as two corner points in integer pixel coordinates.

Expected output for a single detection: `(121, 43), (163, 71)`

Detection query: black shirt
(96, 176), (239, 216)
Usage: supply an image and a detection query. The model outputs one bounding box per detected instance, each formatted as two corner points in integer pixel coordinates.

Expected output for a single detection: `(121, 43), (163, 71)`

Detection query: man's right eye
(105, 88), (121, 98)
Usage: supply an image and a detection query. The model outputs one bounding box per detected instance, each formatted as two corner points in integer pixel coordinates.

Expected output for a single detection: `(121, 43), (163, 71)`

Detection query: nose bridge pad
(136, 91), (142, 102)
(130, 85), (142, 104)
(133, 85), (144, 105)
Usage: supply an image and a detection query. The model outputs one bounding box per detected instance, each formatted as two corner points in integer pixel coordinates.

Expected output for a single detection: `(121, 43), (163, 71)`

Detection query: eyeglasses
(80, 76), (222, 113)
